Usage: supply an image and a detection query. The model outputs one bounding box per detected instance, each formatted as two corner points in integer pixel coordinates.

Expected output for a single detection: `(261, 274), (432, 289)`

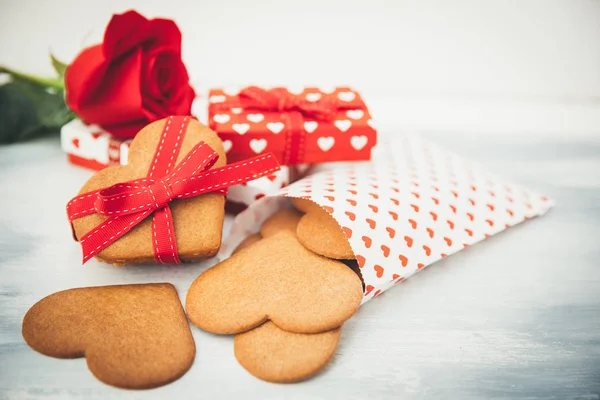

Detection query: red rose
(65, 10), (195, 138)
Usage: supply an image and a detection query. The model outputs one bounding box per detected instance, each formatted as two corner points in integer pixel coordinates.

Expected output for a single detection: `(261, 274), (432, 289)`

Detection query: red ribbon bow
(211, 86), (365, 165)
(236, 86), (340, 121)
(67, 116), (280, 264)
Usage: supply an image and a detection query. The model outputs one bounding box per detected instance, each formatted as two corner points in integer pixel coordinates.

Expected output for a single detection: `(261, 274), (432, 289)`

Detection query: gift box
(61, 119), (131, 170)
(208, 86), (377, 165)
(221, 136), (553, 303)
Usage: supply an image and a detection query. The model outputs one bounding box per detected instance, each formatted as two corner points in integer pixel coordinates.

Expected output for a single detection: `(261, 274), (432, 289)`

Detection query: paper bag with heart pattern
(219, 136), (553, 304)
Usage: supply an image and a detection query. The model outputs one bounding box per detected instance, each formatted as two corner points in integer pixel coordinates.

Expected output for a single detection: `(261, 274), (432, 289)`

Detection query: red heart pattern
(423, 245), (431, 256)
(356, 255), (366, 268)
(225, 136), (552, 303)
(362, 236), (372, 248)
(342, 226), (353, 239)
(399, 255), (408, 267)
(381, 245), (390, 257)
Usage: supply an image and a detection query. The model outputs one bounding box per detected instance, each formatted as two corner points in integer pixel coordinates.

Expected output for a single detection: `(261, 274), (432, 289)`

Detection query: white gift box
(60, 119), (131, 170)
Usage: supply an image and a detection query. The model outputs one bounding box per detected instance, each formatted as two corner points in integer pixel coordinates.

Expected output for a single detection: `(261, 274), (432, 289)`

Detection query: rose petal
(141, 51), (163, 101)
(139, 19), (182, 54)
(103, 10), (148, 59)
(77, 49), (145, 131)
(103, 12), (182, 59)
(141, 48), (177, 100)
(176, 85), (196, 115)
(141, 51), (194, 119)
(167, 64), (195, 114)
(64, 45), (107, 111)
(154, 53), (178, 97)
(162, 82), (195, 116)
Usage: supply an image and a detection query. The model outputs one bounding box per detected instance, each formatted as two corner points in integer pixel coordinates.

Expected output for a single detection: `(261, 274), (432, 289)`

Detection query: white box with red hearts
(60, 119), (131, 168)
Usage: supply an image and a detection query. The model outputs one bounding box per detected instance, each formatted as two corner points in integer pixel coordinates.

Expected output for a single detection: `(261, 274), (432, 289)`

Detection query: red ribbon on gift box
(66, 115), (280, 264)
(211, 86), (366, 164)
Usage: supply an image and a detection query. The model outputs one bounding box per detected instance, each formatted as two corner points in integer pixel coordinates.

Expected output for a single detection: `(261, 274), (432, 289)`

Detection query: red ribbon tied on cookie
(67, 116), (280, 264)
(212, 86), (365, 164)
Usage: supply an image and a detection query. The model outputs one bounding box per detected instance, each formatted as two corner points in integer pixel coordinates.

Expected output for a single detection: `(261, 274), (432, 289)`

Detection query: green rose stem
(0, 54), (75, 144)
(0, 66), (64, 91)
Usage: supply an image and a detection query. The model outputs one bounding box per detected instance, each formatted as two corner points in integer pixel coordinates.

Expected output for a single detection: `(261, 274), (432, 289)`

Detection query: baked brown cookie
(296, 206), (355, 259)
(186, 231), (363, 334)
(260, 209), (302, 238)
(70, 117), (226, 265)
(234, 321), (342, 383)
(232, 233), (262, 254)
(22, 283), (195, 389)
(290, 197), (323, 214)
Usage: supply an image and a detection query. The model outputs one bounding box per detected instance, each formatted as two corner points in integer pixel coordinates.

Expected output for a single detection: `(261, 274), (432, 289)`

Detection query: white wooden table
(1, 130), (599, 400)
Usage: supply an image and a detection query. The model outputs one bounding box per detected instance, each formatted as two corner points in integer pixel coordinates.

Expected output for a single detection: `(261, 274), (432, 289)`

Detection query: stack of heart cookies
(185, 198), (364, 383)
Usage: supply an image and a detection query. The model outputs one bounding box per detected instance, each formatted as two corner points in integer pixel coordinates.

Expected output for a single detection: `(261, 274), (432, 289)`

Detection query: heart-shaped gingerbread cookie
(294, 199), (355, 259)
(185, 231), (363, 334)
(70, 117), (226, 265)
(22, 283), (195, 389)
(260, 208), (302, 238)
(234, 321), (342, 383)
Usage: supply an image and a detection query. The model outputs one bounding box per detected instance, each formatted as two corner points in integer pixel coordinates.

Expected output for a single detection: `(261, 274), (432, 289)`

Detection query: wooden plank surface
(1, 131), (599, 400)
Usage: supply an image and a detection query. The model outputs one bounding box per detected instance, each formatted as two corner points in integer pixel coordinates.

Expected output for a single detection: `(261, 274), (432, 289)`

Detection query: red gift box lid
(208, 86), (377, 165)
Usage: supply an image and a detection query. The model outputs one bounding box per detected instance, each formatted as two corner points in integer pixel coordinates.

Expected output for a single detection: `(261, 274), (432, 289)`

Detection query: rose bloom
(65, 10), (195, 138)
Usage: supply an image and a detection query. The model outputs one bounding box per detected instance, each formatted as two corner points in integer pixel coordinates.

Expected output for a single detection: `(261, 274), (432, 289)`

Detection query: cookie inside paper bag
(223, 136), (553, 303)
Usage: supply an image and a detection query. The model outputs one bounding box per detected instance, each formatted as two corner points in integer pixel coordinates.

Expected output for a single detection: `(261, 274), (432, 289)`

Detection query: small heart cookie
(295, 205), (355, 259)
(234, 321), (342, 383)
(260, 209), (302, 238)
(22, 283), (195, 389)
(70, 117), (227, 265)
(186, 231), (363, 334)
